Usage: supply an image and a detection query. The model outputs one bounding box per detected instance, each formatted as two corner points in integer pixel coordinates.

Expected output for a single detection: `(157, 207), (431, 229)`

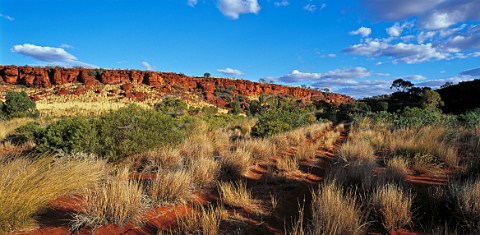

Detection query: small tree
(204, 72), (211, 79)
(390, 79), (414, 92)
(420, 89), (444, 112)
(2, 91), (39, 118)
(440, 81), (454, 89)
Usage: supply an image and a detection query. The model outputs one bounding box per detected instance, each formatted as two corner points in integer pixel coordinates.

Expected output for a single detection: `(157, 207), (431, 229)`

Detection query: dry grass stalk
(189, 157), (220, 190)
(220, 147), (252, 178)
(337, 139), (376, 165)
(211, 129), (231, 157)
(0, 156), (106, 233)
(176, 204), (223, 235)
(71, 168), (145, 230)
(276, 155), (299, 172)
(385, 157), (410, 182)
(294, 143), (318, 161)
(449, 178), (480, 232)
(0, 117), (35, 140)
(217, 181), (258, 211)
(149, 169), (192, 205)
(372, 184), (413, 232)
(322, 130), (341, 149)
(237, 138), (277, 161)
(150, 147), (183, 170)
(180, 134), (214, 159)
(311, 181), (365, 235)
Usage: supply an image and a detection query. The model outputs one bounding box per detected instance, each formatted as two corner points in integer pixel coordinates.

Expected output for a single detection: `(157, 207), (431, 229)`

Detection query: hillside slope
(437, 79), (480, 114)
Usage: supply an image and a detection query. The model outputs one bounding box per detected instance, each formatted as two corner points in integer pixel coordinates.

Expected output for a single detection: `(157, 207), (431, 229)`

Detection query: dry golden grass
(217, 181), (259, 211)
(326, 163), (375, 193)
(211, 129), (231, 157)
(237, 138), (277, 161)
(449, 178), (480, 232)
(337, 139), (376, 165)
(0, 156), (106, 233)
(220, 147), (252, 178)
(180, 134), (215, 160)
(276, 155), (299, 172)
(0, 117), (35, 140)
(385, 157), (410, 182)
(176, 204), (224, 235)
(387, 126), (459, 168)
(294, 144), (318, 161)
(322, 129), (341, 149)
(311, 181), (365, 235)
(141, 147), (183, 171)
(189, 157), (220, 190)
(71, 168), (145, 230)
(372, 184), (413, 232)
(149, 169), (192, 205)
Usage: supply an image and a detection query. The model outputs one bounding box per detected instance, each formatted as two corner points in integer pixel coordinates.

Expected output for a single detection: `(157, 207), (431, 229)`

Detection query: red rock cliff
(0, 65), (353, 104)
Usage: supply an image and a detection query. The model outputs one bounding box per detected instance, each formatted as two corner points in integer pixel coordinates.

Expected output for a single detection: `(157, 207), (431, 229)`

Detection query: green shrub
(458, 109), (480, 128)
(15, 122), (44, 143)
(2, 91), (39, 118)
(35, 105), (189, 161)
(154, 97), (188, 117)
(36, 117), (99, 155)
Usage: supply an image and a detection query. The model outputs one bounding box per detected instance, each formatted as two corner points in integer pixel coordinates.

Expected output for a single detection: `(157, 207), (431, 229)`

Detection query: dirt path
(13, 124), (351, 235)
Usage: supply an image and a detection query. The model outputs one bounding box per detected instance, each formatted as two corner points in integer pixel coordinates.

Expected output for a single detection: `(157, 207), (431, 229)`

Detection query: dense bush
(250, 96), (319, 136)
(154, 97), (188, 117)
(1, 91), (39, 119)
(15, 122), (44, 143)
(35, 105), (191, 161)
(457, 109), (480, 128)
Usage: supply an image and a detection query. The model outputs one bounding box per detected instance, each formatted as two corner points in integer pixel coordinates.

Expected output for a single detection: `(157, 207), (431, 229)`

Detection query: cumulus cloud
(187, 0), (198, 7)
(344, 39), (450, 64)
(394, 75), (427, 81)
(0, 13), (14, 21)
(416, 76), (474, 88)
(275, 67), (371, 83)
(386, 23), (408, 37)
(59, 44), (73, 49)
(217, 68), (244, 76)
(350, 27), (372, 37)
(217, 0), (260, 19)
(304, 4), (316, 12)
(274, 0), (289, 7)
(12, 44), (97, 68)
(319, 3), (327, 10)
(141, 61), (154, 71)
(361, 0), (480, 30)
(460, 67), (480, 76)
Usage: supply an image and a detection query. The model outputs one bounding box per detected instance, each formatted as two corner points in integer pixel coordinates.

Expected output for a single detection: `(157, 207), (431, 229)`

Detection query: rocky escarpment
(0, 65), (353, 106)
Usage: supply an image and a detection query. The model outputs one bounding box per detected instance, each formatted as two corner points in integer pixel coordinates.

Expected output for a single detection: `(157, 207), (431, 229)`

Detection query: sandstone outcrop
(0, 65), (353, 104)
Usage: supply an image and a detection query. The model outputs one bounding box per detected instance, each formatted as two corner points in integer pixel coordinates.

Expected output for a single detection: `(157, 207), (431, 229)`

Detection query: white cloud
(217, 68), (244, 76)
(274, 0), (289, 7)
(12, 44), (97, 68)
(217, 0), (260, 19)
(141, 61), (154, 71)
(416, 75), (474, 88)
(319, 53), (337, 58)
(0, 13), (14, 21)
(394, 75), (427, 81)
(349, 27), (372, 37)
(344, 40), (449, 64)
(304, 4), (316, 12)
(187, 0), (198, 7)
(319, 3), (327, 10)
(275, 67), (371, 83)
(386, 23), (402, 37)
(361, 0), (480, 30)
(59, 44), (73, 49)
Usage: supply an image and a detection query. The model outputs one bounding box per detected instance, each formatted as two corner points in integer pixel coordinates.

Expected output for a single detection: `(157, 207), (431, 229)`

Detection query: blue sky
(1, 0), (479, 98)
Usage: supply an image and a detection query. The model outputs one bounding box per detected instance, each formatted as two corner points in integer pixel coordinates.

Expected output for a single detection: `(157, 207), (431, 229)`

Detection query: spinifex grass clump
(0, 155), (106, 233)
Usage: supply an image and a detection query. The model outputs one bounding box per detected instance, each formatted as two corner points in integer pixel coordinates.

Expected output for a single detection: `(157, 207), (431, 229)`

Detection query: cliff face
(0, 65), (353, 105)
